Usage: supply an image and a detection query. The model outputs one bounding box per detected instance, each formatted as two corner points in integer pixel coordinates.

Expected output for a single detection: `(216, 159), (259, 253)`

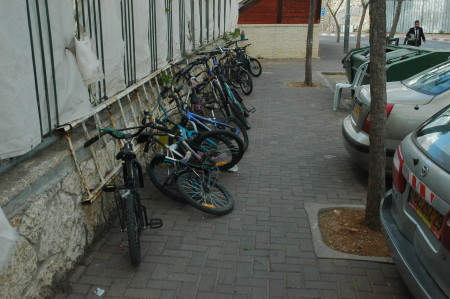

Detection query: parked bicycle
(83, 126), (163, 267)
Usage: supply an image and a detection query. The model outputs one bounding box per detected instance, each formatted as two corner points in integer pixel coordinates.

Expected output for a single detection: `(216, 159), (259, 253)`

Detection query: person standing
(406, 20), (426, 47)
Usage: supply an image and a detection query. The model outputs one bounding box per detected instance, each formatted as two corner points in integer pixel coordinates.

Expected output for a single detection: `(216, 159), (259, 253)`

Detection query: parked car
(342, 60), (450, 173)
(381, 104), (450, 299)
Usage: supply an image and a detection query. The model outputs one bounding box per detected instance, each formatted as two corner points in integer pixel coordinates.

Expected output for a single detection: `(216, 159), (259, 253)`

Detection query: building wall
(240, 24), (320, 59)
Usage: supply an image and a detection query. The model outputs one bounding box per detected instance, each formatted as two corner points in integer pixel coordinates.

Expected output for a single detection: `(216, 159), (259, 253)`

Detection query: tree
(356, 0), (371, 48)
(304, 0), (317, 86)
(327, 0), (344, 43)
(389, 0), (404, 38)
(365, 0), (387, 231)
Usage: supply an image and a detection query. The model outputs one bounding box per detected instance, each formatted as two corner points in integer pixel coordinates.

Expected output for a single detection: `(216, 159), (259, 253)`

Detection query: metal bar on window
(93, 0), (102, 102)
(75, 0), (80, 39)
(131, 0), (136, 84)
(98, 0), (106, 101)
(26, 0), (43, 137)
(206, 0), (209, 43)
(199, 0), (203, 46)
(121, 1), (127, 85)
(127, 0), (133, 85)
(81, 0), (86, 31)
(45, 0), (59, 127)
(87, 0), (92, 37)
(191, 0), (195, 50)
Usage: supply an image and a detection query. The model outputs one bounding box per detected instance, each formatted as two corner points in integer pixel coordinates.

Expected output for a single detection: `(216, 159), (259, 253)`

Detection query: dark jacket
(406, 26), (426, 46)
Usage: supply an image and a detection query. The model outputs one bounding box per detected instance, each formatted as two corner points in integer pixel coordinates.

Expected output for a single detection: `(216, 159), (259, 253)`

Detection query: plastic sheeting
(134, 0), (151, 80)
(0, 0), (239, 160)
(0, 0), (91, 160)
(99, 1), (126, 97)
(0, 207), (17, 274)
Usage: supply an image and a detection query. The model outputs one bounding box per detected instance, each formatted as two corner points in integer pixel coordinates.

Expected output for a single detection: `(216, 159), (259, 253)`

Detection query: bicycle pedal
(248, 107), (256, 113)
(148, 218), (163, 229)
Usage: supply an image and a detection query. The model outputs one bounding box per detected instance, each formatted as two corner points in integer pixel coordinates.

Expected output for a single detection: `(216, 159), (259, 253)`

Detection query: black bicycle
(84, 126), (163, 266)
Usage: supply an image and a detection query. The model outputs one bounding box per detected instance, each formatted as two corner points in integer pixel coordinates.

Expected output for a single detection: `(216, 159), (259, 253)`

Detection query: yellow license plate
(353, 104), (361, 117)
(408, 191), (444, 239)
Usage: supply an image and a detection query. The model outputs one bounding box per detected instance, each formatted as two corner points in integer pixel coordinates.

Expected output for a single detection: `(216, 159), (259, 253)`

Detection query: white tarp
(0, 207), (17, 274)
(184, 1), (194, 53)
(134, 0), (151, 80)
(171, 1), (182, 61)
(0, 0), (91, 159)
(0, 0), (239, 160)
(208, 1), (215, 41)
(156, 1), (168, 68)
(230, 0), (239, 30)
(100, 1), (126, 97)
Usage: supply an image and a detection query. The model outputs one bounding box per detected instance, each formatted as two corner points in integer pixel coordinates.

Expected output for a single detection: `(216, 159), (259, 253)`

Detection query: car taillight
(392, 144), (406, 193)
(362, 104), (395, 134)
(441, 215), (450, 250)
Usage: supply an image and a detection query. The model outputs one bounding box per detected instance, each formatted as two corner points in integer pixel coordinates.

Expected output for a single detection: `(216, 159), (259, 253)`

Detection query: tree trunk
(365, 0), (387, 232)
(327, 0), (344, 43)
(389, 0), (404, 38)
(304, 0), (317, 86)
(356, 1), (369, 48)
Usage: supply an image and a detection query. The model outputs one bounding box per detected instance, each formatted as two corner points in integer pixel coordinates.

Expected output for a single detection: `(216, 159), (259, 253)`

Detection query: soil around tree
(318, 208), (390, 258)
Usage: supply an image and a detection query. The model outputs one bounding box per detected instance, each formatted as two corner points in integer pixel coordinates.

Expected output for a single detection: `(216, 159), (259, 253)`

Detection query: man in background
(406, 20), (426, 47)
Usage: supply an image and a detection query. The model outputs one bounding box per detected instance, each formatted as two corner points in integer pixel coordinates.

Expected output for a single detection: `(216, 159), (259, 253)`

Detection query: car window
(415, 106), (450, 172)
(403, 62), (450, 95)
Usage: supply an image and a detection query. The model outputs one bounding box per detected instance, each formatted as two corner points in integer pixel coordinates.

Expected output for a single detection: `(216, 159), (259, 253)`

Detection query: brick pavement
(55, 39), (409, 299)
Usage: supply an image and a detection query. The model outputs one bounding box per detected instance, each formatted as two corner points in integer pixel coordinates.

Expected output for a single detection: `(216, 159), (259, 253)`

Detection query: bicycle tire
(221, 117), (249, 152)
(192, 130), (244, 171)
(148, 154), (188, 203)
(229, 102), (251, 130)
(176, 172), (234, 215)
(124, 192), (141, 266)
(239, 70), (253, 95)
(248, 58), (262, 77)
(228, 65), (241, 88)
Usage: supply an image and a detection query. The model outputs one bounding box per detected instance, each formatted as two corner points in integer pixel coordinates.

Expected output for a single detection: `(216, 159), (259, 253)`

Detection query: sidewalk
(55, 39), (408, 299)
(321, 32), (450, 42)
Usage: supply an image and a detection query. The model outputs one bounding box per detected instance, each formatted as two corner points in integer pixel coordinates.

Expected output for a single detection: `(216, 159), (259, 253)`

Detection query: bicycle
(226, 39), (262, 77)
(139, 123), (235, 215)
(162, 69), (250, 151)
(84, 126), (163, 267)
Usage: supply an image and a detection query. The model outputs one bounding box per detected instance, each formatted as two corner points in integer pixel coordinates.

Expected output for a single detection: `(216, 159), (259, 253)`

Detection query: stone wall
(239, 24), (320, 59)
(0, 81), (164, 298)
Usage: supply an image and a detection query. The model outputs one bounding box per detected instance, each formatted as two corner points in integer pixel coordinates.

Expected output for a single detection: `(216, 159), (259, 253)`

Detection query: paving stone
(61, 40), (409, 299)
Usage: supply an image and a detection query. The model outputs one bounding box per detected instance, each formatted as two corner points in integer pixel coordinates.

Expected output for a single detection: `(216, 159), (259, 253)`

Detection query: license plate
(408, 190), (444, 239)
(353, 104), (361, 118)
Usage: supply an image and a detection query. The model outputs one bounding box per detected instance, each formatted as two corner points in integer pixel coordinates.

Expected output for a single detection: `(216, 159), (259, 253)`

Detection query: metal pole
(343, 0), (350, 53)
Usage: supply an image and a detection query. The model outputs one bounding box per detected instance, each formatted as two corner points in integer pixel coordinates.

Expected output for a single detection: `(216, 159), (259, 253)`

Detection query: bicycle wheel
(124, 192), (141, 266)
(148, 154), (188, 203)
(176, 172), (233, 215)
(248, 58), (262, 77)
(212, 81), (231, 118)
(239, 70), (253, 95)
(228, 65), (241, 88)
(192, 130), (244, 171)
(220, 117), (249, 152)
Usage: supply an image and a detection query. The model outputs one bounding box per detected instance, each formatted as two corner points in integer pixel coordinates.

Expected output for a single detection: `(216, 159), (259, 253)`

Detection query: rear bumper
(380, 190), (447, 299)
(342, 115), (395, 174)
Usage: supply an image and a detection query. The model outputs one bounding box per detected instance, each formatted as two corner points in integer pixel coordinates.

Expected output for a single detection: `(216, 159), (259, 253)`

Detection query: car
(342, 60), (450, 173)
(381, 104), (450, 299)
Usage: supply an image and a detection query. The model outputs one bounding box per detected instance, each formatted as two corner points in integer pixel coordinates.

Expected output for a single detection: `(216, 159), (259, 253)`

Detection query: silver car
(381, 105), (450, 299)
(342, 60), (450, 173)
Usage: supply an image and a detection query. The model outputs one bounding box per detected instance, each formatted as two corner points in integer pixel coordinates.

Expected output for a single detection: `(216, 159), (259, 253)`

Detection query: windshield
(403, 62), (450, 95)
(415, 105), (450, 172)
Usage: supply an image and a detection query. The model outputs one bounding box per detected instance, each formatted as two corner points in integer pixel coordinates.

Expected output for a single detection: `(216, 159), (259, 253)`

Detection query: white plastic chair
(333, 61), (370, 111)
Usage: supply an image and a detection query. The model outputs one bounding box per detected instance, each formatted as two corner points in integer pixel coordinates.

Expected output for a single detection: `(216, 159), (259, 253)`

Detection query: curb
(320, 33), (450, 42)
(304, 202), (394, 263)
